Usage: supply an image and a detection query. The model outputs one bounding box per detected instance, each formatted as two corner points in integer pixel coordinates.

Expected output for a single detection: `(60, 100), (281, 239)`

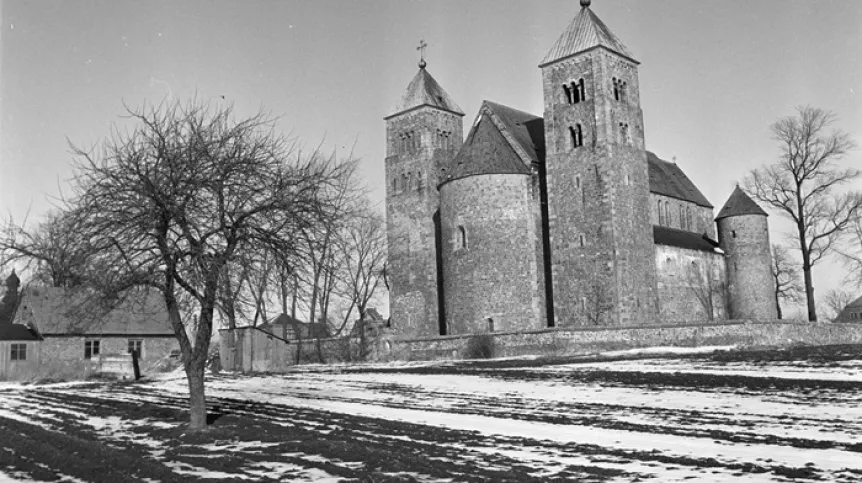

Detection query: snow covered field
(1, 345), (861, 482)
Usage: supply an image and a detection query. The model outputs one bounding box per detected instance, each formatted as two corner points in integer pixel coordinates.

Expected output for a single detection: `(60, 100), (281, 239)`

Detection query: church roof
(482, 101), (545, 164)
(441, 102), (537, 186)
(540, 3), (636, 67)
(648, 152), (713, 208)
(715, 186), (768, 220)
(653, 226), (720, 253)
(385, 66), (464, 120)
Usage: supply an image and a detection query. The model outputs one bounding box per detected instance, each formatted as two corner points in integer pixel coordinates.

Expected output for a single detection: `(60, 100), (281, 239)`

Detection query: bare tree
(66, 99), (351, 429)
(770, 244), (803, 319)
(822, 289), (854, 322)
(686, 258), (726, 321)
(744, 106), (861, 322)
(0, 211), (93, 288)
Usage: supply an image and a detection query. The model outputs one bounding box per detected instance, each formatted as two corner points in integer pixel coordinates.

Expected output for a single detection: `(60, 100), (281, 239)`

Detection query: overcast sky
(1, 0), (860, 316)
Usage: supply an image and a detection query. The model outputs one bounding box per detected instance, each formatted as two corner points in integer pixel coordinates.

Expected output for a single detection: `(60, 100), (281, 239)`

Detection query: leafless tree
(65, 99), (352, 430)
(771, 244), (803, 319)
(744, 106), (861, 322)
(0, 211), (94, 289)
(822, 288), (854, 322)
(686, 257), (726, 321)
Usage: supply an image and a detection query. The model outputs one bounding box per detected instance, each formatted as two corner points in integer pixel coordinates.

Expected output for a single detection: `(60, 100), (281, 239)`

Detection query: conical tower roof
(716, 186), (768, 220)
(385, 66), (464, 120)
(540, 1), (636, 67)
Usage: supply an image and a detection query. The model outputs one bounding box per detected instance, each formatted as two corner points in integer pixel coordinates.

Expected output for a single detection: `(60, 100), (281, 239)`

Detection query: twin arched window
(612, 77), (628, 103)
(563, 78), (586, 104)
(399, 131), (420, 153)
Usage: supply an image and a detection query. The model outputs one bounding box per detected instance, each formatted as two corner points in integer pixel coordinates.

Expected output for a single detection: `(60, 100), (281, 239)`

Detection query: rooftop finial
(580, 0), (591, 7)
(417, 39), (428, 69)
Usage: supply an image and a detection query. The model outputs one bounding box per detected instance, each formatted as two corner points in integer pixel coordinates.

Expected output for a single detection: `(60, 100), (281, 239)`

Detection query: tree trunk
(775, 291), (783, 320)
(186, 361), (207, 430)
(804, 265), (817, 322)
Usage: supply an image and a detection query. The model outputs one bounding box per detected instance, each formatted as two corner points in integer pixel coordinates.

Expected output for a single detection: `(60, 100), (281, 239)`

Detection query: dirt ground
(1, 344), (861, 482)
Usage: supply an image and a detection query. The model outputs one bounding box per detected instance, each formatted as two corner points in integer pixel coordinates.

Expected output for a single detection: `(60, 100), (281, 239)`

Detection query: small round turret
(716, 186), (777, 320)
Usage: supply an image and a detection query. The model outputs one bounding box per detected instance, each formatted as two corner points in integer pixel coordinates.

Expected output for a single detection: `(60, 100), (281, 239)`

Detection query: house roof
(16, 287), (173, 336)
(385, 66), (464, 120)
(540, 3), (636, 67)
(442, 103), (533, 185)
(715, 185), (768, 220)
(482, 101), (545, 164)
(647, 152), (713, 208)
(653, 226), (720, 253)
(0, 323), (42, 341)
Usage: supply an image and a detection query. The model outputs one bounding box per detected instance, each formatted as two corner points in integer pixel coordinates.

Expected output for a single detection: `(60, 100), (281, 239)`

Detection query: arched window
(457, 226), (467, 249)
(562, 84), (573, 104)
(570, 124), (583, 149)
(679, 205), (686, 230)
(620, 123), (631, 144)
(665, 201), (671, 227)
(392, 176), (398, 192)
(621, 81), (628, 103)
(579, 234), (586, 247)
(658, 200), (664, 225)
(576, 78), (586, 103)
(613, 78), (620, 101)
(575, 175), (581, 190)
(402, 173), (408, 192)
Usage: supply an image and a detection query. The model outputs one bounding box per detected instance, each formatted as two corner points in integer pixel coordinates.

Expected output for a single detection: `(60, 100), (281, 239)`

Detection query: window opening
(458, 226), (467, 249)
(85, 340), (100, 360)
(570, 124), (583, 149)
(658, 200), (664, 226)
(665, 202), (671, 227)
(575, 78), (586, 103)
(579, 234), (585, 247)
(486, 317), (495, 332)
(563, 84), (573, 104)
(575, 175), (581, 190)
(10, 343), (26, 361)
(613, 78), (620, 101)
(732, 230), (737, 238)
(128, 339), (143, 359)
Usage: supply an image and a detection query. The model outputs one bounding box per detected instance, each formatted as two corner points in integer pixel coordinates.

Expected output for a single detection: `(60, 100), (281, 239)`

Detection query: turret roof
(385, 67), (464, 120)
(540, 3), (636, 67)
(715, 186), (768, 220)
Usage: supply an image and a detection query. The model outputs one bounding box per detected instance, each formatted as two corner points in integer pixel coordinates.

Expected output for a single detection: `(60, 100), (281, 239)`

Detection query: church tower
(385, 54), (464, 339)
(539, 0), (658, 325)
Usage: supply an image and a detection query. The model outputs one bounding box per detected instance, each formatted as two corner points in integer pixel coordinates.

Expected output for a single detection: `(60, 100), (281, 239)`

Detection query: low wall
(220, 320), (862, 371)
(395, 320), (862, 361)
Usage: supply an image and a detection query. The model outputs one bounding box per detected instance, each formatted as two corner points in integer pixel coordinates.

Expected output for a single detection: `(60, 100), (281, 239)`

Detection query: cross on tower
(417, 39), (428, 68)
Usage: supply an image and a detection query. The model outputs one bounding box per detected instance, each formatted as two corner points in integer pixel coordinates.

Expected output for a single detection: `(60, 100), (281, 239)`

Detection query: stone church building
(384, 0), (777, 339)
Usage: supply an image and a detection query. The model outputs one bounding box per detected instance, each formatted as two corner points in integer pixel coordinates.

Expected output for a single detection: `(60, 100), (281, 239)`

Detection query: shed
(0, 323), (42, 380)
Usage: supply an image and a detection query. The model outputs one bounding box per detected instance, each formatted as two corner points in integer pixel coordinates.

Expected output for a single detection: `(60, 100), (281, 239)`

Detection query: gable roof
(0, 323), (42, 341)
(442, 104), (533, 185)
(540, 4), (636, 67)
(653, 226), (720, 253)
(386, 67), (464, 120)
(647, 152), (713, 208)
(16, 287), (173, 336)
(482, 101), (545, 164)
(715, 185), (768, 220)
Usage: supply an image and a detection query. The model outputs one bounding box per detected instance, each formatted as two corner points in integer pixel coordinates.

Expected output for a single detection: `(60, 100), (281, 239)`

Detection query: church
(384, 0), (777, 339)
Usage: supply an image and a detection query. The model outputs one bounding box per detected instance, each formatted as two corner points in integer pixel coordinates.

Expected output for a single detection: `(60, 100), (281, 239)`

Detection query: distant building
(837, 296), (862, 323)
(14, 286), (177, 363)
(384, 1), (777, 339)
(0, 322), (42, 380)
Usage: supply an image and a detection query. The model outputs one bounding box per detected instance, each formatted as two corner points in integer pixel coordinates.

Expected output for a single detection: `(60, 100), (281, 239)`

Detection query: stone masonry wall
(385, 107), (463, 339)
(542, 49), (658, 327)
(655, 244), (727, 322)
(41, 336), (177, 363)
(440, 173), (545, 335)
(718, 214), (777, 320)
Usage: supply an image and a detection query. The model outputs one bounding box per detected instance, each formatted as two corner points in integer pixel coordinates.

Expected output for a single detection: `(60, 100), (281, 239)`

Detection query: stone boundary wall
(393, 320), (862, 361)
(221, 320), (862, 370)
